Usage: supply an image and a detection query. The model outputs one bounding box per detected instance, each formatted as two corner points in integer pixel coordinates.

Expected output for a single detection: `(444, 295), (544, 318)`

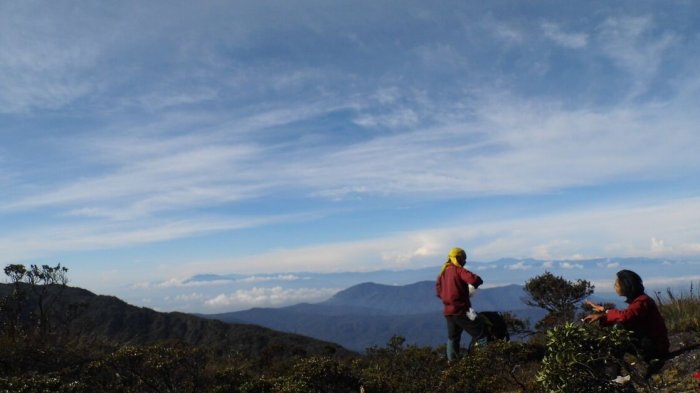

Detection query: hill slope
(0, 283), (350, 357)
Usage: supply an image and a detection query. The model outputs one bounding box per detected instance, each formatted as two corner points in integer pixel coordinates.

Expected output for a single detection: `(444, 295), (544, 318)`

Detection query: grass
(656, 282), (700, 333)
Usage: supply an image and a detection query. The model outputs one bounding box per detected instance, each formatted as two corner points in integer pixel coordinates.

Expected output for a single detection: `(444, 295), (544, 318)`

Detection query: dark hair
(616, 269), (644, 302)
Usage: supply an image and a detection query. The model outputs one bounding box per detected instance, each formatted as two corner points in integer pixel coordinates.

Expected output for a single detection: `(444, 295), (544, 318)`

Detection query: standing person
(436, 247), (486, 362)
(584, 269), (669, 377)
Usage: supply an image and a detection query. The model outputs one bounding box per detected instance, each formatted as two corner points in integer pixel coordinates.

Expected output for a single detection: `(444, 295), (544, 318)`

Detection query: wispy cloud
(597, 16), (677, 98)
(1, 2), (699, 300)
(0, 214), (308, 262)
(541, 22), (588, 48)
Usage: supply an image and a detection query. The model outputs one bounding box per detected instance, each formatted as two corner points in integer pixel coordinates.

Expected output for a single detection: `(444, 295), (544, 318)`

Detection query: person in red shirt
(584, 269), (669, 377)
(436, 247), (486, 361)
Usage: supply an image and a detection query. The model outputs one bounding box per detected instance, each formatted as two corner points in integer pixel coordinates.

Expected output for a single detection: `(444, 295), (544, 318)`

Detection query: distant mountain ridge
(321, 281), (533, 314)
(205, 281), (550, 351)
(129, 256), (693, 313)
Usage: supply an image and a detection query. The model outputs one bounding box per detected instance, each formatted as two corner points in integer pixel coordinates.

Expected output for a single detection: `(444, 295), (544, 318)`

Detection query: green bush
(537, 322), (633, 393)
(273, 355), (359, 393)
(354, 336), (444, 393)
(438, 341), (543, 393)
(86, 343), (207, 392)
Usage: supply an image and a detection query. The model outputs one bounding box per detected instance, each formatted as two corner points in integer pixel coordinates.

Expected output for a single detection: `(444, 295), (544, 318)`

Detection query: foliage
(500, 311), (532, 337)
(1, 263), (69, 337)
(656, 283), (700, 333)
(86, 343), (208, 393)
(355, 335), (444, 393)
(273, 356), (359, 393)
(209, 366), (274, 393)
(0, 373), (81, 393)
(524, 271), (593, 330)
(438, 340), (544, 393)
(352, 335), (544, 393)
(537, 322), (633, 393)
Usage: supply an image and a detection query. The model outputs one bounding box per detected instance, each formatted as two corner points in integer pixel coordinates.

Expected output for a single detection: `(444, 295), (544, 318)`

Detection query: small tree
(1, 263), (69, 336)
(524, 271), (593, 330)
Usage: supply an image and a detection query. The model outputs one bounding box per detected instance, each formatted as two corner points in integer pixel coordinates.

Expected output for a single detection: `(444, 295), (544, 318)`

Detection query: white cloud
(157, 196), (700, 277)
(203, 286), (339, 310)
(606, 262), (620, 269)
(541, 22), (588, 48)
(235, 274), (304, 284)
(156, 278), (235, 288)
(353, 108), (420, 129)
(507, 261), (531, 270)
(560, 262), (583, 269)
(174, 292), (206, 302)
(650, 237), (670, 254)
(474, 264), (498, 271)
(381, 242), (442, 264)
(485, 20), (525, 44)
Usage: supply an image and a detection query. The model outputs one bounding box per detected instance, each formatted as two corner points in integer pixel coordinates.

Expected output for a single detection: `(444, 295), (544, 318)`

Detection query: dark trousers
(444, 314), (485, 360)
(607, 334), (666, 379)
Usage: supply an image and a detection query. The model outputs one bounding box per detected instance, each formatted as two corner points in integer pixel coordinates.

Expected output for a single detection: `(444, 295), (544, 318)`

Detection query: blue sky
(2, 1), (700, 312)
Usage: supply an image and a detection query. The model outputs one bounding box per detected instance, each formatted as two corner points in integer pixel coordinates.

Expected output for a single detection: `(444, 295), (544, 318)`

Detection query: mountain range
(203, 281), (558, 351)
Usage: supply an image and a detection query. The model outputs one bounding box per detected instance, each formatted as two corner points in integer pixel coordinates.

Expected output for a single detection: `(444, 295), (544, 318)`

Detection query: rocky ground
(643, 332), (700, 392)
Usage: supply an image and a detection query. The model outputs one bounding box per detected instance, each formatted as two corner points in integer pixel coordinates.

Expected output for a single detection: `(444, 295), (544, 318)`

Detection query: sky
(2, 1), (700, 312)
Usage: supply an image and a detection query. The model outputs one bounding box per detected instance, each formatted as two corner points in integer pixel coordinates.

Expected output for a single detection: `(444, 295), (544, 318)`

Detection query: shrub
(273, 355), (359, 393)
(438, 340), (544, 393)
(86, 343), (207, 392)
(537, 322), (633, 393)
(354, 336), (444, 393)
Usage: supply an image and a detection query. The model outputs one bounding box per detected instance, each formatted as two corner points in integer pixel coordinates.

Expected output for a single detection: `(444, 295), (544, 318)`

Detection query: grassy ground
(656, 282), (700, 333)
(647, 283), (700, 392)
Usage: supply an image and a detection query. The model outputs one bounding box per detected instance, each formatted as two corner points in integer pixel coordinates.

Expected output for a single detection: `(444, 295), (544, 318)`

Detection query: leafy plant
(537, 322), (633, 393)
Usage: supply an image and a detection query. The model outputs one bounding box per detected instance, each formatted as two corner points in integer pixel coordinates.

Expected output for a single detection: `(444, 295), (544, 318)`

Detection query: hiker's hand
(582, 313), (604, 323)
(585, 300), (604, 313)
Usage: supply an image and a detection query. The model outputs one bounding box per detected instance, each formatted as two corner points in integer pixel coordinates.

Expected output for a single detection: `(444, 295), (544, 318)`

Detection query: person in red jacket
(584, 269), (669, 377)
(436, 247), (486, 361)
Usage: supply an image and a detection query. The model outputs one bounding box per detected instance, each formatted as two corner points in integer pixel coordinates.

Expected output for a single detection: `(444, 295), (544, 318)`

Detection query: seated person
(584, 269), (669, 377)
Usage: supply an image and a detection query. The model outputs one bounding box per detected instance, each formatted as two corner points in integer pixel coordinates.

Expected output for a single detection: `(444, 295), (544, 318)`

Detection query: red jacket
(436, 265), (483, 315)
(602, 294), (670, 355)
